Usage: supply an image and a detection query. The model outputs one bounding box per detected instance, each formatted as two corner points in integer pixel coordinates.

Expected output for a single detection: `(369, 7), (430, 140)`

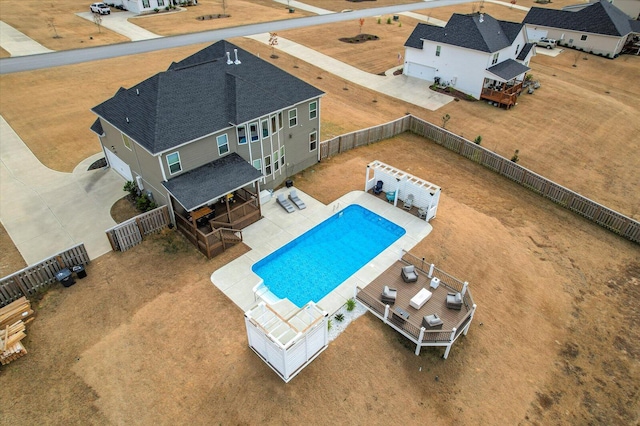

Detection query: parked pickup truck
(535, 38), (557, 49)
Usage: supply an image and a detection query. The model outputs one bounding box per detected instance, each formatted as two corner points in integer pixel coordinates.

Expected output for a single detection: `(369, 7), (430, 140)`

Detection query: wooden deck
(358, 261), (471, 333)
(367, 189), (425, 219)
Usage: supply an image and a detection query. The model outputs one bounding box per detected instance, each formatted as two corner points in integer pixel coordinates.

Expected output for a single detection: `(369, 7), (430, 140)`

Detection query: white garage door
(105, 148), (133, 181)
(406, 62), (436, 82)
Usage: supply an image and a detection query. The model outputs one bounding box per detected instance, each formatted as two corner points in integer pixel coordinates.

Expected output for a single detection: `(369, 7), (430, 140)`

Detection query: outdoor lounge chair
(381, 285), (397, 305)
(422, 314), (443, 330)
(288, 190), (306, 210)
(373, 180), (384, 195)
(446, 292), (463, 310)
(401, 265), (418, 283)
(276, 194), (295, 213)
(403, 194), (414, 210)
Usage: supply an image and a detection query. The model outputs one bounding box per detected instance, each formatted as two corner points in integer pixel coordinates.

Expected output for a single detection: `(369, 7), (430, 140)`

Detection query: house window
(250, 122), (259, 142)
(166, 152), (181, 175)
(581, 35), (587, 41)
(280, 146), (285, 167)
(158, 0), (164, 5)
(309, 131), (317, 151)
(271, 116), (277, 133)
(491, 53), (499, 65)
(122, 134), (133, 150)
(264, 155), (272, 175)
(273, 151), (279, 171)
(253, 159), (262, 172)
(261, 119), (269, 138)
(288, 109), (297, 127)
(436, 45), (441, 57)
(237, 126), (247, 144)
(142, 0), (150, 7)
(309, 101), (317, 120)
(278, 112), (283, 129)
(216, 134), (229, 155)
(515, 44), (520, 55)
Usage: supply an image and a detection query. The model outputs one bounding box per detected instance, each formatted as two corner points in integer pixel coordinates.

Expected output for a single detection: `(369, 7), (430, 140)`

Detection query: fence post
(106, 231), (118, 251)
(383, 304), (389, 324)
(428, 264), (435, 278)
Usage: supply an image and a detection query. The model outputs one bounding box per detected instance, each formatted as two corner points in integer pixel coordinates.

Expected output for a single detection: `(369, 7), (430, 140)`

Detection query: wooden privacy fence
(105, 205), (170, 252)
(0, 243), (90, 308)
(318, 115), (639, 244)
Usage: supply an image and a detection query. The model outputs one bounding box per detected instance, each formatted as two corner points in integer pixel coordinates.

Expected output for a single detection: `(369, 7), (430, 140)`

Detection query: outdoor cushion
(401, 265), (418, 283)
(381, 285), (397, 304)
(446, 292), (463, 310)
(422, 314), (443, 329)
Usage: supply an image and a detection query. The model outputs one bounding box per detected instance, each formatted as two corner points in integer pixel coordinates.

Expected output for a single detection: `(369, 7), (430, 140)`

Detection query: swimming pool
(252, 204), (405, 307)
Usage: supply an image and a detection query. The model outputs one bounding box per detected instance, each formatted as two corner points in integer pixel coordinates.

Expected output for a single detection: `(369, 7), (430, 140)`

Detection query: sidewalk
(0, 21), (53, 56)
(75, 11), (162, 41)
(0, 116), (125, 264)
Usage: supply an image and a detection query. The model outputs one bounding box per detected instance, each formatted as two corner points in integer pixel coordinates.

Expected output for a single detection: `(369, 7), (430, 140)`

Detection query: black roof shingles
(516, 42), (535, 61)
(92, 40), (324, 155)
(486, 59), (530, 80)
(162, 152), (263, 211)
(405, 13), (524, 53)
(523, 0), (635, 37)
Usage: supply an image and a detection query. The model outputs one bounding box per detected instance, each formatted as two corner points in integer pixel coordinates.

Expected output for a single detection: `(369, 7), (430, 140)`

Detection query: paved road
(0, 0), (469, 74)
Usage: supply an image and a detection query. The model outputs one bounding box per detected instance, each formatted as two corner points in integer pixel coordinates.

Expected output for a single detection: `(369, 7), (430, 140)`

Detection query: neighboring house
(109, 0), (191, 14)
(403, 13), (535, 108)
(91, 40), (324, 257)
(523, 0), (640, 57)
(586, 0), (640, 20)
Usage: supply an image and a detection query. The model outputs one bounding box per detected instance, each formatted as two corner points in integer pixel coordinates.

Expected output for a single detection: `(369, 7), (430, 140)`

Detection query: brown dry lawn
(129, 0), (313, 36)
(0, 3), (639, 425)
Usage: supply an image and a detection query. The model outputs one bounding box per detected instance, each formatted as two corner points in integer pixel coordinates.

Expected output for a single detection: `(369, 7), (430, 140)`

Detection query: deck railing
(319, 115), (639, 244)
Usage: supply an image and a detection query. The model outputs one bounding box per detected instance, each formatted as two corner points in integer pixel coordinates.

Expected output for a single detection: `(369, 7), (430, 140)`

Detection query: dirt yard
(1, 2), (639, 424)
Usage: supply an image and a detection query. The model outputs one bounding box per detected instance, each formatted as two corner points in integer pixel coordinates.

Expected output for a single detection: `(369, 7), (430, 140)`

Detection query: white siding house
(403, 13), (535, 108)
(523, 0), (640, 58)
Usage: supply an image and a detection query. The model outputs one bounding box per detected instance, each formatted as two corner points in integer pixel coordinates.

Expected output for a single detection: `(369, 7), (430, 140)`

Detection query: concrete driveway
(0, 21), (53, 56)
(0, 116), (125, 264)
(75, 11), (162, 41)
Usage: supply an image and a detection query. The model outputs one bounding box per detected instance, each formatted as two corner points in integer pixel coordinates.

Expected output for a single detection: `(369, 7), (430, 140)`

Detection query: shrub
(165, 6), (170, 10)
(346, 298), (356, 311)
(377, 17), (381, 24)
(123, 180), (138, 198)
(327, 319), (332, 330)
(335, 313), (345, 322)
(387, 17), (391, 24)
(474, 135), (482, 145)
(135, 193), (157, 212)
(154, 7), (159, 12)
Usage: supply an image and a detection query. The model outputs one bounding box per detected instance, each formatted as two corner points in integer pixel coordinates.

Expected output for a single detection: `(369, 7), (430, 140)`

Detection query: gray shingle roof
(486, 59), (530, 80)
(523, 0), (635, 36)
(405, 13), (524, 53)
(516, 42), (535, 61)
(92, 40), (324, 155)
(90, 118), (104, 136)
(162, 152), (263, 211)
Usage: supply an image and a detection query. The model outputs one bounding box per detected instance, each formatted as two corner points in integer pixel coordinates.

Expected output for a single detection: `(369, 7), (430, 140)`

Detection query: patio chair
(373, 180), (384, 195)
(422, 314), (443, 330)
(401, 265), (418, 283)
(403, 194), (414, 210)
(381, 285), (397, 305)
(276, 194), (295, 213)
(288, 190), (306, 210)
(446, 292), (463, 310)
(386, 191), (396, 203)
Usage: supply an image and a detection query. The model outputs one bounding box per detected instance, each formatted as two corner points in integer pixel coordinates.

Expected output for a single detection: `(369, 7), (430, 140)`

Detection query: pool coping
(210, 189), (433, 316)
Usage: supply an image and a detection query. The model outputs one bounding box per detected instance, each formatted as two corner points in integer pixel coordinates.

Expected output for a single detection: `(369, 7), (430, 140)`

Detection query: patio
(210, 189), (434, 316)
(356, 251), (477, 358)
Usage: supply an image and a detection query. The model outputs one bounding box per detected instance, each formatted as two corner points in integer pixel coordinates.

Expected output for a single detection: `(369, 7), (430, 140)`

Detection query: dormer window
(491, 52), (499, 65)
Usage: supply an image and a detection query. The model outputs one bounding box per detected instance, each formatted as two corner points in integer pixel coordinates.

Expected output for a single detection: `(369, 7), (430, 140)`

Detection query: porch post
(415, 327), (425, 355)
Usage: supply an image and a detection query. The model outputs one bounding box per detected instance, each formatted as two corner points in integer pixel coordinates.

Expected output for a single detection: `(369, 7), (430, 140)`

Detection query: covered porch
(481, 59), (530, 109)
(163, 153), (264, 259)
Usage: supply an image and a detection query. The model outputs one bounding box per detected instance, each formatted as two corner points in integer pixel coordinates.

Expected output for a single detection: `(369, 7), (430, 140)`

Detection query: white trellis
(364, 160), (441, 221)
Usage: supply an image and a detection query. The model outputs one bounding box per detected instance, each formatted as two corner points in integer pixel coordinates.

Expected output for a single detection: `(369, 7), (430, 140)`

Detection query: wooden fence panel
(0, 243), (90, 307)
(500, 160), (526, 183)
(480, 150), (503, 172)
(105, 205), (169, 252)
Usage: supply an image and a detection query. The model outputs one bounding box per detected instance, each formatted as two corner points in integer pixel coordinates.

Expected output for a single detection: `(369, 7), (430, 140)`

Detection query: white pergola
(365, 160), (441, 221)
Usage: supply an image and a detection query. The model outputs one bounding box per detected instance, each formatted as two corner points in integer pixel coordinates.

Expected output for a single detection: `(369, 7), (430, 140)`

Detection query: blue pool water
(252, 204), (405, 307)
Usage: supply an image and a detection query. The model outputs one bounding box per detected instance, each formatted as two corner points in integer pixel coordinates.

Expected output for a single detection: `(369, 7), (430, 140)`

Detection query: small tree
(93, 13), (103, 33)
(221, 0), (227, 15)
(47, 17), (60, 39)
(441, 113), (450, 129)
(359, 18), (364, 34)
(511, 149), (520, 163)
(268, 32), (278, 58)
(474, 135), (482, 145)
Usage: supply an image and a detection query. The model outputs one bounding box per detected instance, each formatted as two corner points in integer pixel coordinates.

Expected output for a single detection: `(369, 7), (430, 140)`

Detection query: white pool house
(244, 302), (328, 383)
(365, 160), (441, 221)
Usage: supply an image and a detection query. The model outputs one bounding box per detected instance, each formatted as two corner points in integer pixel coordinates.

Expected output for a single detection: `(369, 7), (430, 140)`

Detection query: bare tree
(269, 32), (278, 58)
(93, 13), (103, 33)
(359, 18), (364, 34)
(441, 114), (450, 129)
(221, 0), (227, 15)
(47, 17), (61, 39)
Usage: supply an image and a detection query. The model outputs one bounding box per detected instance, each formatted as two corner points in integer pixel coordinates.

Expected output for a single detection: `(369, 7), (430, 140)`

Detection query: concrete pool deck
(210, 189), (433, 315)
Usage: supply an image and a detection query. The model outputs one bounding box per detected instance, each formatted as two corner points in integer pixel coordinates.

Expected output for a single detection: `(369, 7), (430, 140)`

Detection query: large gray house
(91, 40), (324, 257)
